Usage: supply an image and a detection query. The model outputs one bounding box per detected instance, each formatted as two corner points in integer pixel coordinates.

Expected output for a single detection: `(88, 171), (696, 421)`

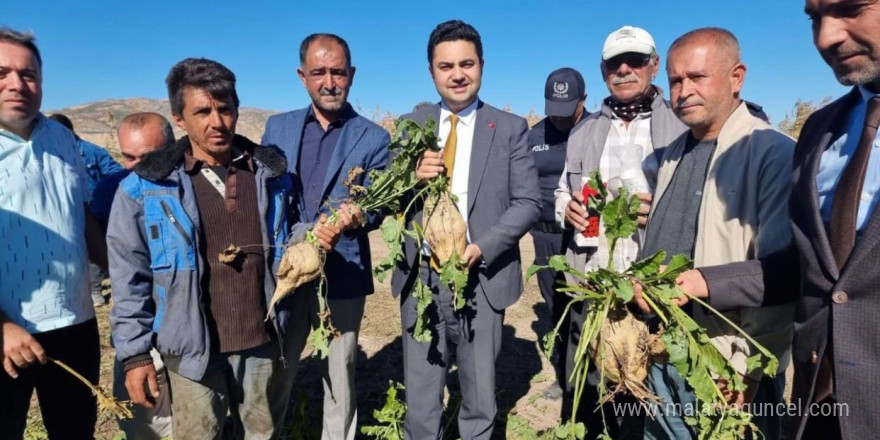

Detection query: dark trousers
(89, 261), (108, 306)
(401, 265), (503, 440)
(530, 227), (571, 385)
(800, 397), (842, 440)
(0, 318), (100, 440)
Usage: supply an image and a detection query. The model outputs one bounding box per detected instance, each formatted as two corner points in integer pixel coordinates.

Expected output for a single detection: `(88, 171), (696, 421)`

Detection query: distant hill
(47, 98), (544, 160)
(46, 98), (279, 158)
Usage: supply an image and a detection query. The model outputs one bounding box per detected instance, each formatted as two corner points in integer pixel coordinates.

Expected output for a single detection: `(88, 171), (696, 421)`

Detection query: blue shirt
(297, 106), (351, 220)
(0, 115), (94, 332)
(77, 138), (124, 196)
(90, 169), (130, 229)
(817, 86), (880, 232)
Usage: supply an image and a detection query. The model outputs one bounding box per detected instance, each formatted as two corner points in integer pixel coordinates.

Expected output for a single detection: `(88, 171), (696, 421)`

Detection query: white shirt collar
(440, 98), (479, 127)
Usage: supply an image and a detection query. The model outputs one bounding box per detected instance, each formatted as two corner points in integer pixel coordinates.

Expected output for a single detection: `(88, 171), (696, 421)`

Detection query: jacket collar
(305, 102), (356, 126)
(715, 101), (768, 153)
(133, 134), (287, 181)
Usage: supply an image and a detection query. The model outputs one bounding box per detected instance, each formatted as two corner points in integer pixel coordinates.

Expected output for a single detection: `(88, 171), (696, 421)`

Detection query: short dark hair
(0, 27), (42, 68)
(165, 58), (239, 116)
(299, 33), (351, 68)
(48, 113), (74, 131)
(427, 20), (483, 65)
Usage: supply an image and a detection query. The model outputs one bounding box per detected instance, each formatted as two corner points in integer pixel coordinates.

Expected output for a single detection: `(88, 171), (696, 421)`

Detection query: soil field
(24, 231), (563, 439)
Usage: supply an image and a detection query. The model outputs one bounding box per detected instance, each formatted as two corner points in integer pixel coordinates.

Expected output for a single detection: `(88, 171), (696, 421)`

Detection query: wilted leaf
(343, 166), (365, 191)
(219, 244), (243, 264)
(542, 330), (558, 360)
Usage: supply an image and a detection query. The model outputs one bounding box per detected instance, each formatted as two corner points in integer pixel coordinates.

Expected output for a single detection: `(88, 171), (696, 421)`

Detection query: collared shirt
(0, 114), (94, 332)
(184, 147), (254, 212)
(298, 105), (353, 220)
(439, 99), (479, 226)
(422, 99), (479, 258)
(583, 112), (657, 271)
(600, 112), (658, 192)
(817, 86), (880, 232)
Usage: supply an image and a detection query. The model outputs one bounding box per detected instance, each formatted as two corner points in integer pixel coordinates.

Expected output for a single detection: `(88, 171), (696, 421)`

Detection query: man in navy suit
(392, 20), (541, 440)
(261, 33), (390, 440)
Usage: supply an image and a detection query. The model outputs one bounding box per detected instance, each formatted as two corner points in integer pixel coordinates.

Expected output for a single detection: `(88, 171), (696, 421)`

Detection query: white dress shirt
(422, 99), (479, 257)
(439, 99), (479, 227)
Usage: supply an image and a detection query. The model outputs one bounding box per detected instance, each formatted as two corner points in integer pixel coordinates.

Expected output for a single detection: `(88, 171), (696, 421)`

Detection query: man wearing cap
(554, 25), (686, 438)
(528, 67), (587, 400)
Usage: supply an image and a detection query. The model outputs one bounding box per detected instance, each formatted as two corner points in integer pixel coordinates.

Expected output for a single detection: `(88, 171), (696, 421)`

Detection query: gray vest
(562, 88), (688, 278)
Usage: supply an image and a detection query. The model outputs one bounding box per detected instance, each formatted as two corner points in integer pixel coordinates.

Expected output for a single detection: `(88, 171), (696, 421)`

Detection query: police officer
(527, 67), (586, 399)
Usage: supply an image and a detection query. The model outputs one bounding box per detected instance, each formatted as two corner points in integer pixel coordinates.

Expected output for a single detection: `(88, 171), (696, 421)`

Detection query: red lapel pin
(488, 121), (495, 129)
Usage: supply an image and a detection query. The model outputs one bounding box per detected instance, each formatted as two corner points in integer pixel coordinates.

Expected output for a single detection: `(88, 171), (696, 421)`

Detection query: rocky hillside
(47, 98), (279, 157)
(47, 98), (544, 160)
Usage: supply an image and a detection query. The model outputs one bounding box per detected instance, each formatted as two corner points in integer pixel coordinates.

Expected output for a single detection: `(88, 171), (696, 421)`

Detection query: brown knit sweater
(189, 155), (270, 354)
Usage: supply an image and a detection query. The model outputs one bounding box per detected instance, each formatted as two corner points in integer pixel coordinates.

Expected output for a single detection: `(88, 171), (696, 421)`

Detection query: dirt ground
(25, 231), (562, 439)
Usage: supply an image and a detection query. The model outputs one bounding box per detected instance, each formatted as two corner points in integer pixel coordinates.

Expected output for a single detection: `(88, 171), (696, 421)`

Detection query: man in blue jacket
(262, 33), (390, 440)
(48, 113), (123, 306)
(108, 58), (342, 439)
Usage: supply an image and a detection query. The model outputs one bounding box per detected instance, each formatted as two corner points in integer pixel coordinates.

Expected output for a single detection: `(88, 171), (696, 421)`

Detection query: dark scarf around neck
(604, 86), (658, 122)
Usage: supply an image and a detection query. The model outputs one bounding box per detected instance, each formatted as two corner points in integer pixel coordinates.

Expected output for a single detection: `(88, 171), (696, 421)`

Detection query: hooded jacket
(108, 135), (294, 381)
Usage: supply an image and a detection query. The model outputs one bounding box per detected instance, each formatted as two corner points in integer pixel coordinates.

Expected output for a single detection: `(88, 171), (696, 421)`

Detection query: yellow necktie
(442, 113), (459, 180)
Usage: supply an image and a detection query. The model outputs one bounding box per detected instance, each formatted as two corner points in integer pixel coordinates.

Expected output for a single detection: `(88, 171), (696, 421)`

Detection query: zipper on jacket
(160, 200), (193, 247)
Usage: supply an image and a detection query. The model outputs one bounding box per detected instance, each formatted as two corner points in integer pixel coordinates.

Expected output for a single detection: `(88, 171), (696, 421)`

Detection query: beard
(823, 45), (880, 87)
(312, 86), (347, 113)
(833, 63), (880, 87)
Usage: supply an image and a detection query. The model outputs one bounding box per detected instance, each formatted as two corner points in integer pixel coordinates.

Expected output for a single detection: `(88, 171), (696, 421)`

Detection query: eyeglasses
(604, 53), (652, 71)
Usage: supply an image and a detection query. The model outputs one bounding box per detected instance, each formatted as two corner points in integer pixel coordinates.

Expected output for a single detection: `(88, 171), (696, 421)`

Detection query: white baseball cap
(602, 26), (656, 60)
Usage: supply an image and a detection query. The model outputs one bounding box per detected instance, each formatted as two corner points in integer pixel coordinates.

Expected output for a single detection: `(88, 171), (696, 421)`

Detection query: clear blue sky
(6, 0), (848, 126)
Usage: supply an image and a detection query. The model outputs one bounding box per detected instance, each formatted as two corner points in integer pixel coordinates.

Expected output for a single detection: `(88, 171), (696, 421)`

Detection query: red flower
(582, 184), (599, 200)
(583, 215), (600, 238)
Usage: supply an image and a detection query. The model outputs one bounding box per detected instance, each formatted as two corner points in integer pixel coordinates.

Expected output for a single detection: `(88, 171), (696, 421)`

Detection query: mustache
(675, 98), (705, 110)
(826, 41), (870, 58)
(319, 86), (344, 96)
(611, 74), (640, 85)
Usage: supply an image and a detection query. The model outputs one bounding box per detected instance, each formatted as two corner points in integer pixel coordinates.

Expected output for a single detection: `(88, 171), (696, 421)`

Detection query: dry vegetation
(26, 232), (561, 440)
(778, 97), (832, 139)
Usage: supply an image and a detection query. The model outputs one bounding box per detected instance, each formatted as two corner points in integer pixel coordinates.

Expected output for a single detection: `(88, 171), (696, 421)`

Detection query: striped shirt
(0, 115), (94, 332)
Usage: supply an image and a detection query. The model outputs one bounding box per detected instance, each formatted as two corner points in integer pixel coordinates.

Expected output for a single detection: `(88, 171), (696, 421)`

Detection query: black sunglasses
(604, 53), (652, 71)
